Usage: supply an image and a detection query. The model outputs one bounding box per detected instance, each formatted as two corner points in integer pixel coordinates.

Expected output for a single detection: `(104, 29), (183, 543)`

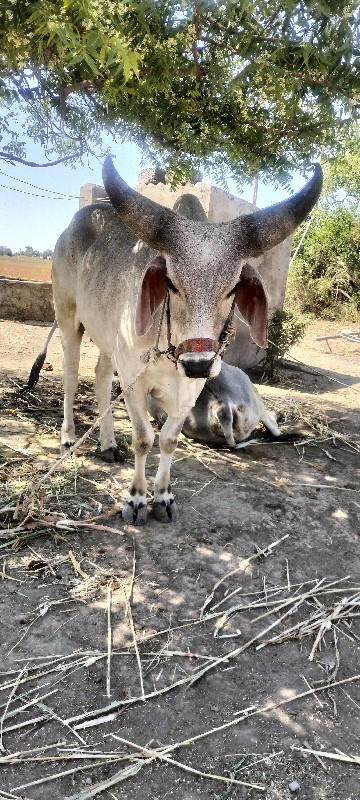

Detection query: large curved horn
(102, 156), (178, 251)
(230, 164), (323, 257)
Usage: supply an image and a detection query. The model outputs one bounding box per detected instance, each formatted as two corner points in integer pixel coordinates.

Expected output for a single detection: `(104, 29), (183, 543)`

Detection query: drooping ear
(235, 263), (268, 348)
(135, 256), (168, 337)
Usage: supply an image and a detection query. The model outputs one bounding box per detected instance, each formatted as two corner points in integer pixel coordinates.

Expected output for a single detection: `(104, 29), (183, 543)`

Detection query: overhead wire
(0, 169), (80, 199)
(0, 183), (76, 199)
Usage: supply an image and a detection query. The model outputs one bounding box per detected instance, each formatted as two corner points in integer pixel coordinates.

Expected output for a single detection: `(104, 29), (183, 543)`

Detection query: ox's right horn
(102, 156), (177, 251)
(230, 164), (323, 257)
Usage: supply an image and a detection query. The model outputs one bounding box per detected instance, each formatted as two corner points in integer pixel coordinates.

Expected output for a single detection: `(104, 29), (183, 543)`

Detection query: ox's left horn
(102, 156), (178, 251)
(230, 164), (323, 257)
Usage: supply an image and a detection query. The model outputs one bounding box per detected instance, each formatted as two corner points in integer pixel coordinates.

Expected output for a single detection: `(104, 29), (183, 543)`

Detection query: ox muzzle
(176, 340), (221, 379)
(162, 294), (236, 378)
(180, 357), (216, 379)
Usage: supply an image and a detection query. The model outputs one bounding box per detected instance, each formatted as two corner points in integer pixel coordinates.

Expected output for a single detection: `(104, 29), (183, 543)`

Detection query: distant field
(0, 256), (52, 282)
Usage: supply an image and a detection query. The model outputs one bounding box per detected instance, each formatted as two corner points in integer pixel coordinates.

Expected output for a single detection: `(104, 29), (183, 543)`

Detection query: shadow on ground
(0, 363), (359, 800)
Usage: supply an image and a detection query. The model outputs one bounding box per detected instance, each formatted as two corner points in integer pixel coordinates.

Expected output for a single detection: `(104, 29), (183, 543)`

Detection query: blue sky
(0, 131), (305, 253)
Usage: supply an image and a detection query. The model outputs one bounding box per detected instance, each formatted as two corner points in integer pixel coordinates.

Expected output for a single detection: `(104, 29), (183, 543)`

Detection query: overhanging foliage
(1, 1), (359, 182)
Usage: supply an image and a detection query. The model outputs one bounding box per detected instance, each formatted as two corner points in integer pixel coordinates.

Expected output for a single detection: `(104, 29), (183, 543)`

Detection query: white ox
(51, 157), (322, 525)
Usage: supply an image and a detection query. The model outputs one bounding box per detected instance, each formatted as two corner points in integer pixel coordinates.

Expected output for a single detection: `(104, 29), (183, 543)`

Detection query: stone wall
(79, 182), (109, 208)
(0, 277), (54, 323)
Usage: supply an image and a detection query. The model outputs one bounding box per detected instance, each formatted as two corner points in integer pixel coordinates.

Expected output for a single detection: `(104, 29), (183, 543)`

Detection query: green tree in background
(322, 127), (360, 206)
(288, 206), (360, 318)
(287, 126), (360, 319)
(0, 245), (13, 256)
(0, 1), (359, 183)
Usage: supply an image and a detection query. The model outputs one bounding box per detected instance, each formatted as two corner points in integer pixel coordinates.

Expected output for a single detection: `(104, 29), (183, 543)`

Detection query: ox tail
(19, 320), (58, 395)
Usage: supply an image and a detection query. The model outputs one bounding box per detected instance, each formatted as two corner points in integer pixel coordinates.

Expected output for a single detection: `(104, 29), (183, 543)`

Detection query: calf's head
(103, 157), (322, 378)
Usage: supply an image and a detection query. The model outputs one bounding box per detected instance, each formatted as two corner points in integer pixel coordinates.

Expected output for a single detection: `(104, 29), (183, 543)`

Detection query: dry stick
(0, 651), (98, 690)
(257, 609), (326, 649)
(3, 689), (58, 721)
(30, 697), (87, 746)
(203, 584), (357, 680)
(289, 483), (360, 492)
(69, 549), (90, 580)
(0, 665), (28, 752)
(0, 657), (100, 736)
(121, 538), (145, 701)
(3, 750), (120, 765)
(200, 533), (290, 617)
(340, 686), (360, 712)
(65, 760), (149, 800)
(0, 790), (34, 800)
(294, 746), (360, 766)
(12, 755), (129, 792)
(111, 735), (265, 791)
(303, 739), (328, 771)
(3, 714), (53, 735)
(50, 517), (126, 537)
(301, 675), (324, 708)
(10, 676), (360, 796)
(91, 677), (360, 797)
(254, 580), (326, 636)
(106, 582), (112, 699)
(253, 576), (349, 624)
(29, 393), (125, 497)
(249, 592), (359, 651)
(180, 440), (222, 478)
(210, 578), (318, 615)
(68, 671), (207, 729)
(193, 586), (329, 685)
(148, 674), (360, 759)
(0, 740), (68, 764)
(5, 598), (80, 658)
(236, 750), (284, 773)
(68, 656), (360, 736)
(4, 582), (354, 737)
(309, 593), (360, 661)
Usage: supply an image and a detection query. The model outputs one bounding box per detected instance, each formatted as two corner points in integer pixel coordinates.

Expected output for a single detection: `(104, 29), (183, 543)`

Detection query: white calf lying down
(148, 363), (280, 448)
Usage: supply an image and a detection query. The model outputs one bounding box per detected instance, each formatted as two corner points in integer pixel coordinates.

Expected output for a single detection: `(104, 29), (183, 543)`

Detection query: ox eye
(166, 276), (179, 294)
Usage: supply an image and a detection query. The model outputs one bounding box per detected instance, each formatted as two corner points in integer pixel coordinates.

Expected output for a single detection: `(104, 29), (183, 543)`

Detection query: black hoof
(122, 501), (147, 526)
(60, 440), (75, 456)
(100, 446), (125, 464)
(152, 500), (179, 523)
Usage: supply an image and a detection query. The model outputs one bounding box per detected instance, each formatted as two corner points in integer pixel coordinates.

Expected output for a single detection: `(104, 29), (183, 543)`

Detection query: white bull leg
(153, 415), (186, 523)
(122, 385), (155, 526)
(60, 325), (83, 452)
(94, 352), (124, 463)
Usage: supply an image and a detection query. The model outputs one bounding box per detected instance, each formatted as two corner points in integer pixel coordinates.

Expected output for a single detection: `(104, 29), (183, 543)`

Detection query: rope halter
(162, 292), (236, 367)
(141, 292), (236, 368)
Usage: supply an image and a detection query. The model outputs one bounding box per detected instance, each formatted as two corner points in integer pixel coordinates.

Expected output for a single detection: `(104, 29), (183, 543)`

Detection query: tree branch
(192, 0), (203, 81)
(83, 88), (109, 116)
(0, 151), (83, 167)
(200, 35), (358, 100)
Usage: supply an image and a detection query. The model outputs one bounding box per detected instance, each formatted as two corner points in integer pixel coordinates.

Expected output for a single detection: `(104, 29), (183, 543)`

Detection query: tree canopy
(1, 1), (360, 184)
(322, 127), (360, 205)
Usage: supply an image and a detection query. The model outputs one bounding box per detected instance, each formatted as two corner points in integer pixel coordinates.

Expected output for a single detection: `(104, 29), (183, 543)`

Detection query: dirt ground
(0, 257), (52, 282)
(0, 318), (359, 800)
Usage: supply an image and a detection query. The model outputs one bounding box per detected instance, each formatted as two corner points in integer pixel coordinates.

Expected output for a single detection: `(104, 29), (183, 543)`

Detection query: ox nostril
(182, 359), (213, 379)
